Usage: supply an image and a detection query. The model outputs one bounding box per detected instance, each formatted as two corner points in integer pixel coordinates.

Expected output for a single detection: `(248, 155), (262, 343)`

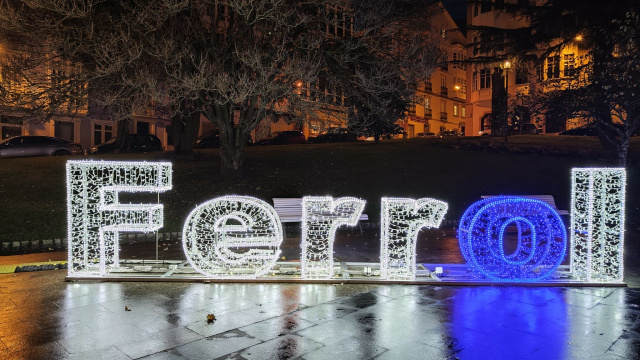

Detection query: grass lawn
(1, 135), (639, 243)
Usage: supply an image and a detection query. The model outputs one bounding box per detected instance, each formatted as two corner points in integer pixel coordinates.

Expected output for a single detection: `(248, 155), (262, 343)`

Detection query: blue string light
(458, 196), (567, 282)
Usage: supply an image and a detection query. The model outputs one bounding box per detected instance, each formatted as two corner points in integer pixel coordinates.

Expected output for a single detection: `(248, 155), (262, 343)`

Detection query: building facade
(465, 0), (588, 136)
(404, 2), (467, 137)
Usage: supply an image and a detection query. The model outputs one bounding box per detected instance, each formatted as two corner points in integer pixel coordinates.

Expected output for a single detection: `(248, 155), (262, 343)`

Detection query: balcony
(441, 86), (448, 96)
(440, 112), (448, 121)
(424, 108), (432, 118)
(425, 82), (433, 92)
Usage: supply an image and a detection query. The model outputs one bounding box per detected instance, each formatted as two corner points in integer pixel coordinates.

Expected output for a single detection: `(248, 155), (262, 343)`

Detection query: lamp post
(500, 60), (512, 142)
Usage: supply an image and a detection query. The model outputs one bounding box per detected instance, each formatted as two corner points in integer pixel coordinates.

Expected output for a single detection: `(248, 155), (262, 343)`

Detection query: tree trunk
(617, 136), (628, 166)
(218, 124), (248, 177)
(202, 102), (250, 177)
(491, 71), (508, 143)
(171, 110), (200, 155)
(115, 119), (130, 153)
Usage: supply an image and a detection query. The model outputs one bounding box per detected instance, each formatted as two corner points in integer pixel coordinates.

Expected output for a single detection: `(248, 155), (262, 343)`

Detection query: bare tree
(0, 1), (164, 151)
(1, 0), (442, 170)
(337, 0), (443, 142)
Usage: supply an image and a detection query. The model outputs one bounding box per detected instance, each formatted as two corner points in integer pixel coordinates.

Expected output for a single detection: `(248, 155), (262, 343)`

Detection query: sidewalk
(2, 268), (640, 359)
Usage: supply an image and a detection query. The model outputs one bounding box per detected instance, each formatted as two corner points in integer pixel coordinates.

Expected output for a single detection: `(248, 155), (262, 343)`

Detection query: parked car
(559, 126), (597, 136)
(415, 132), (436, 138)
(479, 124), (540, 136)
(558, 124), (633, 136)
(89, 134), (163, 154)
(509, 123), (540, 135)
(308, 128), (358, 143)
(437, 130), (461, 138)
(254, 131), (306, 146)
(195, 130), (253, 149)
(0, 136), (83, 158)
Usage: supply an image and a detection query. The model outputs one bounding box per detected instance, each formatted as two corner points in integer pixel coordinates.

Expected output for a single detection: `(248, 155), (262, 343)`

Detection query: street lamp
(500, 60), (512, 141)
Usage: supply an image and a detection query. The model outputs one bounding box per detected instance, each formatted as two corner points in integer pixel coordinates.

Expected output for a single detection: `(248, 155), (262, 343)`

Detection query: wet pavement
(2, 271), (640, 360)
(2, 227), (640, 359)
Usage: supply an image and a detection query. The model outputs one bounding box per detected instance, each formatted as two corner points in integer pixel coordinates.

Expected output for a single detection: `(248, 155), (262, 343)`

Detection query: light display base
(65, 260), (626, 287)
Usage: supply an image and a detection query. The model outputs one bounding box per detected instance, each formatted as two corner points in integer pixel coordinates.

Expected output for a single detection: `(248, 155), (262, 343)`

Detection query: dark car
(480, 124), (540, 136)
(89, 134), (163, 154)
(255, 131), (306, 146)
(308, 128), (358, 144)
(559, 126), (598, 136)
(437, 130), (461, 138)
(195, 130), (253, 149)
(509, 123), (540, 135)
(0, 136), (83, 158)
(558, 124), (632, 136)
(415, 132), (436, 138)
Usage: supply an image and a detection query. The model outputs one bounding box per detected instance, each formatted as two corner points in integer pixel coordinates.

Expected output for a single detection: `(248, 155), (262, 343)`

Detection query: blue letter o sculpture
(458, 196), (567, 282)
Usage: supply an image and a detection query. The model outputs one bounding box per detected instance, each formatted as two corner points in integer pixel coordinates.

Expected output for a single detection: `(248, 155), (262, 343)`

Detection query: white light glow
(182, 196), (283, 278)
(380, 197), (448, 280)
(67, 161), (172, 277)
(301, 196), (366, 279)
(570, 168), (626, 282)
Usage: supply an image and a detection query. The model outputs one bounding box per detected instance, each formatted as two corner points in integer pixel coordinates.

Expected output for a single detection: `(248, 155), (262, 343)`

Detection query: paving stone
(237, 334), (323, 360)
(239, 314), (316, 341)
(301, 336), (387, 360)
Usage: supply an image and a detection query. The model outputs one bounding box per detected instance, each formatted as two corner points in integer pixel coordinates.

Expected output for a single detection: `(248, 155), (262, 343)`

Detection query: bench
(273, 198), (369, 233)
(480, 195), (568, 215)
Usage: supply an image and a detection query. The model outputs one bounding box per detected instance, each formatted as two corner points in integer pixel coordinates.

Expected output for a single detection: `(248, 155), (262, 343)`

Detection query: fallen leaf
(207, 314), (216, 323)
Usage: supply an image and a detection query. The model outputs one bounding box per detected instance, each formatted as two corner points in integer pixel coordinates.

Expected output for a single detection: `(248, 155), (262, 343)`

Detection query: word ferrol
(66, 161), (626, 283)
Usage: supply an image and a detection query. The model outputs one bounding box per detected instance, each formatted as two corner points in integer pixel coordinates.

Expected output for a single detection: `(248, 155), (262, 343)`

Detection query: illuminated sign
(570, 168), (626, 282)
(66, 161), (172, 277)
(301, 196), (366, 279)
(183, 196), (283, 278)
(380, 198), (448, 280)
(458, 197), (566, 282)
(66, 161), (626, 283)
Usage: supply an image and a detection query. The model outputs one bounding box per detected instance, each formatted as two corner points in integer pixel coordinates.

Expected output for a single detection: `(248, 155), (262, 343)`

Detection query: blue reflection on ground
(451, 287), (567, 359)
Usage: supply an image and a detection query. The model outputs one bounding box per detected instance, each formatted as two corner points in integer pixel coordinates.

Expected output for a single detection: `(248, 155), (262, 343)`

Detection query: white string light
(182, 196), (283, 278)
(301, 196), (366, 279)
(570, 168), (626, 282)
(458, 197), (566, 282)
(66, 161), (172, 277)
(379, 197), (448, 280)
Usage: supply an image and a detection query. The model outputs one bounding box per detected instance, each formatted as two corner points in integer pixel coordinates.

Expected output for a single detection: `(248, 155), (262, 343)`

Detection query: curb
(0, 261), (67, 274)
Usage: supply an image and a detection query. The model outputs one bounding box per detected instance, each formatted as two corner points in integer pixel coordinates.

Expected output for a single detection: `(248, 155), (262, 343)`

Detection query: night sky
(441, 0), (467, 21)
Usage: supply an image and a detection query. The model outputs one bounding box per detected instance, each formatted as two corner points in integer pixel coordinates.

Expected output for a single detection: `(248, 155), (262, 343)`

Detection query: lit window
(461, 106), (466, 118)
(564, 54), (575, 77)
(453, 53), (466, 70)
(453, 104), (459, 117)
(515, 67), (528, 84)
(94, 122), (114, 146)
(441, 50), (448, 71)
(480, 69), (491, 89)
(546, 55), (560, 79)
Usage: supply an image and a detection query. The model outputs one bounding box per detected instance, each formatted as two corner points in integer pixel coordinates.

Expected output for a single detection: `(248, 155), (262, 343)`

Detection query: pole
(504, 71), (509, 143)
